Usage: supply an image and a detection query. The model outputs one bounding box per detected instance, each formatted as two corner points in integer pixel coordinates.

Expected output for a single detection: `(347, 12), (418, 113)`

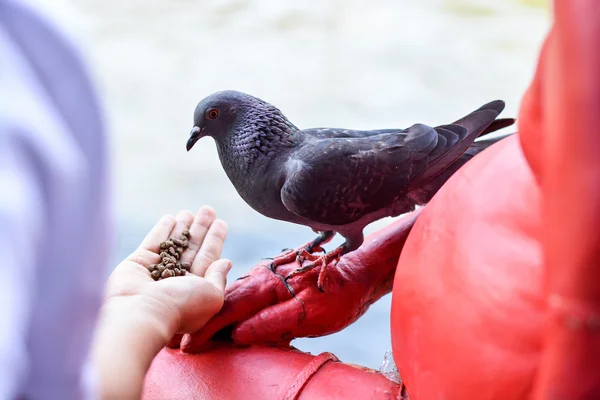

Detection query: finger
(170, 209), (195, 241)
(191, 219), (228, 276)
(121, 211), (191, 279)
(232, 298), (305, 345)
(180, 275), (279, 353)
(178, 206), (217, 269)
(204, 259), (232, 293)
(138, 214), (177, 253)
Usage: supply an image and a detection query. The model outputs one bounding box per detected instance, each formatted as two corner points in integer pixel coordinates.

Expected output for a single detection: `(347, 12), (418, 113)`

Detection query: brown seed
(159, 251), (169, 259)
(180, 262), (191, 271)
(168, 246), (177, 256)
(157, 264), (166, 273)
(176, 247), (183, 254)
(166, 263), (175, 270)
(151, 270), (160, 280)
(164, 240), (174, 247)
(160, 242), (169, 250)
(161, 269), (175, 278)
(172, 238), (183, 247)
(182, 230), (190, 238)
(147, 264), (157, 272)
(181, 239), (189, 249)
(174, 268), (182, 276)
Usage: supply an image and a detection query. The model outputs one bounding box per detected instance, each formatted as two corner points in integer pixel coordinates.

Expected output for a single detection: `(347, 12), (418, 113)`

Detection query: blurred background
(33, 0), (549, 369)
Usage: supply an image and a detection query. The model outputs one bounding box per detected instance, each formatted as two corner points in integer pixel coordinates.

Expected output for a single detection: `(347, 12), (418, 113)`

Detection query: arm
(92, 207), (232, 400)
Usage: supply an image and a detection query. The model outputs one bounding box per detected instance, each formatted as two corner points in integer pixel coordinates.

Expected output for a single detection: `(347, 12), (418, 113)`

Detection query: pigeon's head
(186, 90), (245, 151)
(186, 90), (287, 151)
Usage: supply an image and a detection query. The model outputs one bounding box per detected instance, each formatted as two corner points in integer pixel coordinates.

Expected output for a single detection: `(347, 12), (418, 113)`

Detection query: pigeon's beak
(186, 126), (203, 151)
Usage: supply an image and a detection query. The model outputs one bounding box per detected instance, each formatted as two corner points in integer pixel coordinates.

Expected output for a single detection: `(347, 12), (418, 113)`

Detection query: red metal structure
(143, 1), (600, 398)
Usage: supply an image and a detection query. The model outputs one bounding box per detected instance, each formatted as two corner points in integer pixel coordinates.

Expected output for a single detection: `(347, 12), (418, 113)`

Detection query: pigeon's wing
(303, 108), (513, 140)
(282, 139), (398, 226)
(303, 128), (407, 139)
(280, 124), (450, 226)
(281, 100), (505, 226)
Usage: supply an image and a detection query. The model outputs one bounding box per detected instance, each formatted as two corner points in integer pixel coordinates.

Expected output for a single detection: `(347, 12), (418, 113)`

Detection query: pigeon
(186, 90), (514, 289)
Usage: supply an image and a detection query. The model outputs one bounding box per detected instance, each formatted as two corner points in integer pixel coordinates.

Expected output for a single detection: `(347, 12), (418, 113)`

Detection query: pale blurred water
(32, 0), (549, 369)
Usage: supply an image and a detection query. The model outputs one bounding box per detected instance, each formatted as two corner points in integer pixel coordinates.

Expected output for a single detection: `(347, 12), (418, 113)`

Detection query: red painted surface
(391, 136), (544, 399)
(526, 1), (600, 397)
(392, 2), (600, 398)
(143, 344), (400, 400)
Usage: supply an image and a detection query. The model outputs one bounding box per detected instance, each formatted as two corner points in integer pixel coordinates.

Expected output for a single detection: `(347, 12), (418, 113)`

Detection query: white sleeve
(0, 1), (112, 398)
(0, 123), (46, 400)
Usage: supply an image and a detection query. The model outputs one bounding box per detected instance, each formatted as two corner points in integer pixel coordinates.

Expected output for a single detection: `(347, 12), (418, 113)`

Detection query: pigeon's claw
(269, 241), (320, 270)
(305, 241), (324, 254)
(269, 231), (336, 270)
(303, 230), (335, 255)
(269, 248), (300, 271)
(284, 245), (344, 292)
(296, 246), (324, 264)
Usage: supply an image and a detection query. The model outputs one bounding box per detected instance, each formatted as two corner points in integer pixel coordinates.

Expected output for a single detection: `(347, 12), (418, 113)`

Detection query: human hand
(93, 206), (231, 399)
(178, 210), (420, 353)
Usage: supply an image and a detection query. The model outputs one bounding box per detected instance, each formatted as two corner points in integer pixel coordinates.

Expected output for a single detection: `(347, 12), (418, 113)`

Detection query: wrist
(92, 295), (176, 399)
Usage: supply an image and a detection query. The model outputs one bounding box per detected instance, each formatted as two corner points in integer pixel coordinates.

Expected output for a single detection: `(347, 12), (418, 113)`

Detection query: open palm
(104, 206), (231, 339)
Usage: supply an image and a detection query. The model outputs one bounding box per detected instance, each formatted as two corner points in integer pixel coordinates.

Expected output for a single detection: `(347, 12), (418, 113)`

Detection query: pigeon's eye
(207, 109), (219, 120)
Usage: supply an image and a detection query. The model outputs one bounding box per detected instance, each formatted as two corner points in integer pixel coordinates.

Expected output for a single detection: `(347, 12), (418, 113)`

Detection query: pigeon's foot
(269, 231), (335, 270)
(284, 245), (344, 292)
(268, 245), (311, 271)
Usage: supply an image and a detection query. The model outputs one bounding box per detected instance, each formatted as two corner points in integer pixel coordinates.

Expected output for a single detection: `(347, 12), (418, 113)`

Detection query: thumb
(204, 259), (232, 293)
(159, 260), (232, 334)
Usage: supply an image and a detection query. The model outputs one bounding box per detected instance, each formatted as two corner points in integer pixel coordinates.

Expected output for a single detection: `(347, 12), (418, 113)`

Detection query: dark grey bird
(186, 90), (513, 288)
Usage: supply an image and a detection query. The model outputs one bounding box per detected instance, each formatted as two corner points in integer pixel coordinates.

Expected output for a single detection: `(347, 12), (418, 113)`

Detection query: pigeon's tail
(479, 117), (515, 137)
(409, 132), (513, 205)
(457, 132), (513, 166)
(411, 100), (508, 187)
